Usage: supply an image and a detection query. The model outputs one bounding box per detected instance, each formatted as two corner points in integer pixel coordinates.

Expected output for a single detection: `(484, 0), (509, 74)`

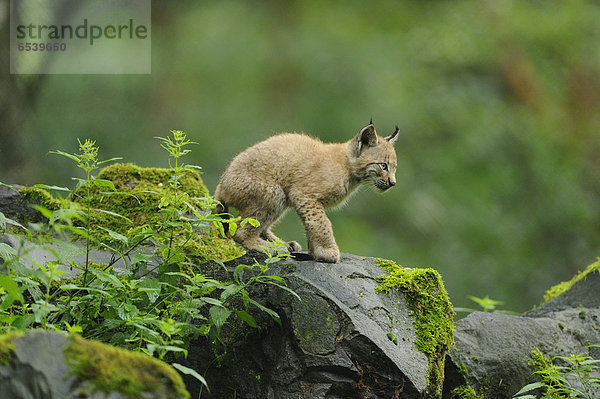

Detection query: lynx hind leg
(233, 223), (271, 253)
(231, 207), (276, 253)
(233, 186), (296, 255)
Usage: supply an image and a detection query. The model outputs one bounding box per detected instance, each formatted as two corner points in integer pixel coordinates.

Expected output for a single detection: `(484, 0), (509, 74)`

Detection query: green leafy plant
(513, 346), (600, 399)
(0, 130), (298, 395)
(50, 138), (123, 285)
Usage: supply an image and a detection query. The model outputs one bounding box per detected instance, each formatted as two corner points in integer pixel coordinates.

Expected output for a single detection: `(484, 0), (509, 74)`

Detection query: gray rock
(443, 268), (600, 398)
(182, 253), (443, 399)
(0, 330), (76, 399)
(524, 268), (600, 316)
(0, 330), (189, 399)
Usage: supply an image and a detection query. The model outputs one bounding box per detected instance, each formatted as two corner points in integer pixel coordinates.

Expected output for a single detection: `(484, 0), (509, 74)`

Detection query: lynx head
(349, 120), (399, 192)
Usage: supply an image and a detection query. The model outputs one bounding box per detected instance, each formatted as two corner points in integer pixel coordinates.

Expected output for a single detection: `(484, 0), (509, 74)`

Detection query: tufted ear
(352, 123), (378, 157)
(385, 125), (400, 144)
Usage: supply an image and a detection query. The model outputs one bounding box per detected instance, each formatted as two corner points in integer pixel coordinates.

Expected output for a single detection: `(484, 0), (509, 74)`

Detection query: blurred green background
(1, 0), (599, 313)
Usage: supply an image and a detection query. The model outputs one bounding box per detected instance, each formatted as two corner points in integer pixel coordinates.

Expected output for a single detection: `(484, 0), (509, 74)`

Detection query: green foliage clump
(543, 260), (600, 304)
(64, 334), (189, 399)
(449, 361), (486, 399)
(0, 132), (297, 393)
(71, 162), (241, 261)
(375, 258), (455, 398)
(514, 346), (600, 399)
(450, 385), (485, 399)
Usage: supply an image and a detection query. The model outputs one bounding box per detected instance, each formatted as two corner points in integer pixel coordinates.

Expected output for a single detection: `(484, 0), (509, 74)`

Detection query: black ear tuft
(385, 125), (400, 143)
(369, 117), (373, 125)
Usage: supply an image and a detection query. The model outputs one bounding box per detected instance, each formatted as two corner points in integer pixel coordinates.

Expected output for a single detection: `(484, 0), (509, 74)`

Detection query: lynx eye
(379, 163), (389, 171)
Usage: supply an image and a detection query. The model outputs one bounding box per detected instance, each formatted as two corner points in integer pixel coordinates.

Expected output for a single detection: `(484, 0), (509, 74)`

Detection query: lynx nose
(388, 179), (396, 187)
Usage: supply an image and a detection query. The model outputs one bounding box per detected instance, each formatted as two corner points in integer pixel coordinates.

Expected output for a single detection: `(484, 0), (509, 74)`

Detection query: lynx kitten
(214, 121), (399, 263)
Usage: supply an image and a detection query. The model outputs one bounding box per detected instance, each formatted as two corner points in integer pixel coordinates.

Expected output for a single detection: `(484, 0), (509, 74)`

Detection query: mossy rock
(0, 185), (64, 226)
(65, 334), (189, 399)
(20, 163), (243, 262)
(375, 258), (455, 399)
(77, 163), (209, 229)
(0, 330), (25, 366)
(19, 186), (64, 213)
(542, 259), (600, 304)
(0, 330), (189, 399)
(446, 259), (600, 398)
(189, 253), (453, 399)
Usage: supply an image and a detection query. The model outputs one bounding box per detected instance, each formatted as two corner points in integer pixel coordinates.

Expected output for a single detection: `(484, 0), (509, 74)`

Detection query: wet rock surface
(183, 252), (434, 399)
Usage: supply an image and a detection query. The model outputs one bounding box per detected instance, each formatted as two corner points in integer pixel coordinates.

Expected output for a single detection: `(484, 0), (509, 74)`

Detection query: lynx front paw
(312, 246), (341, 263)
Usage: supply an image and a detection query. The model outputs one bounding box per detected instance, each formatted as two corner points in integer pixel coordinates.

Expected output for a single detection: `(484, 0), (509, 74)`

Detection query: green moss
(17, 186), (70, 227)
(530, 347), (552, 371)
(528, 347), (564, 397)
(19, 186), (65, 212)
(454, 358), (482, 398)
(375, 258), (455, 399)
(0, 331), (25, 366)
(457, 360), (469, 378)
(94, 162), (209, 198)
(450, 385), (485, 399)
(64, 334), (189, 399)
(386, 332), (399, 345)
(542, 259), (600, 303)
(71, 163), (242, 261)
